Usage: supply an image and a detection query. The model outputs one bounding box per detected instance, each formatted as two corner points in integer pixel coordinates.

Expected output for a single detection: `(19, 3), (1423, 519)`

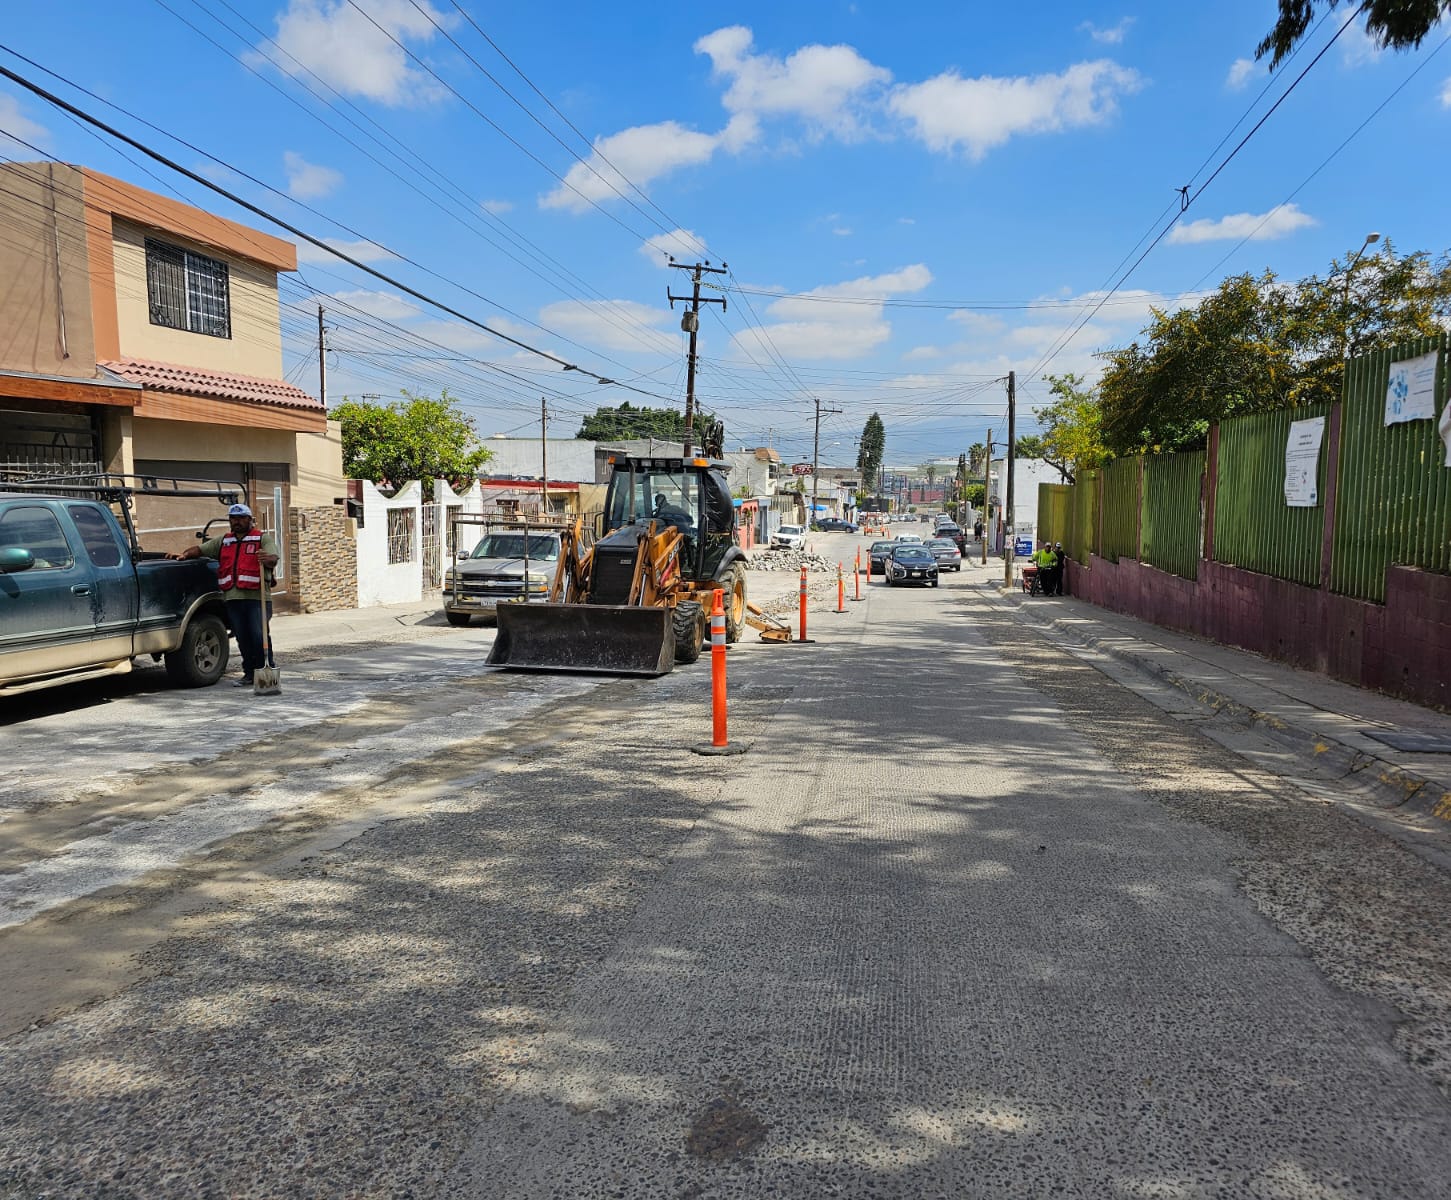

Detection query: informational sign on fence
(1284, 416), (1325, 507)
(1014, 536), (1034, 557)
(1384, 351), (1439, 425)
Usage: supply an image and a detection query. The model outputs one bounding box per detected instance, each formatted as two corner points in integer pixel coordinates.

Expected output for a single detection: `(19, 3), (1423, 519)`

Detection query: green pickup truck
(0, 480), (238, 696)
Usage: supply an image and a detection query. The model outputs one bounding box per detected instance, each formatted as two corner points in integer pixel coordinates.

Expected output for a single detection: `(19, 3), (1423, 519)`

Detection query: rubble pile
(745, 547), (835, 573)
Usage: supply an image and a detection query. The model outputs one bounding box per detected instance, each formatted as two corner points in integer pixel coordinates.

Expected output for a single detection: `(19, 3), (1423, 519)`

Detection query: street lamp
(1341, 231), (1380, 360)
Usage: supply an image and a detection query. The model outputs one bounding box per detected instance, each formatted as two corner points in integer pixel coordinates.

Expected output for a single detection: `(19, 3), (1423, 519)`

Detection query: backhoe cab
(486, 455), (750, 676)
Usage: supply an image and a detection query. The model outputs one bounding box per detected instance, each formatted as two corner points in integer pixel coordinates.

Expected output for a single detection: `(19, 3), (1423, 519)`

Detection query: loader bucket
(487, 603), (676, 676)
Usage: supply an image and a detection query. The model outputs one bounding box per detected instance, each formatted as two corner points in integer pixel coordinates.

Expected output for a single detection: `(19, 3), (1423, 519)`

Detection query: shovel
(254, 569), (281, 695)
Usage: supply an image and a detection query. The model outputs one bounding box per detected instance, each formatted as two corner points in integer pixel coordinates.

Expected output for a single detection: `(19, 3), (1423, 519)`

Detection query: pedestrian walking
(170, 503), (280, 687)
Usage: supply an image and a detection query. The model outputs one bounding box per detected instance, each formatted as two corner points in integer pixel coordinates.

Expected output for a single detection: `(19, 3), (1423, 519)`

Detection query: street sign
(988, 494), (1000, 507)
(790, 463), (813, 476)
(1014, 537), (1033, 557)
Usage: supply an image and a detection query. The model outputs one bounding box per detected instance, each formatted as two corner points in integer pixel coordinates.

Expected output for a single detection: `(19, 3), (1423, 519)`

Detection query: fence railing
(1049, 332), (1449, 602)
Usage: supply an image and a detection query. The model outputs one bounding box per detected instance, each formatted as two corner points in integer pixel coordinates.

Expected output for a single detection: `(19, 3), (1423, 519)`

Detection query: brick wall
(290, 505), (358, 612)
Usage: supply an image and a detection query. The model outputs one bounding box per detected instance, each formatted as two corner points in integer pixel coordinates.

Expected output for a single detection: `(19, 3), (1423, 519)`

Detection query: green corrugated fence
(1331, 333), (1450, 602)
(1140, 451), (1204, 580)
(1068, 468), (1100, 566)
(1038, 483), (1071, 546)
(1212, 402), (1331, 587)
(1100, 456), (1141, 562)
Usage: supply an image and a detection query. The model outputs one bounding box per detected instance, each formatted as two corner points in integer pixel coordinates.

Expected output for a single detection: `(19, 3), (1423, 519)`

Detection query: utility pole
(1004, 371), (1016, 590)
(539, 397), (549, 517)
(811, 397), (843, 530)
(317, 305), (326, 408)
(982, 429), (992, 566)
(667, 259), (728, 455)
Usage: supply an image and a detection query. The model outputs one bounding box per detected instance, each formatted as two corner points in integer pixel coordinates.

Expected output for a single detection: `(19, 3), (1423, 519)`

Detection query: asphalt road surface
(2, 559), (1449, 1198)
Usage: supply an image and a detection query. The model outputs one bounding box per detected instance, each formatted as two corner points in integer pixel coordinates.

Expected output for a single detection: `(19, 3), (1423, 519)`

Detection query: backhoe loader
(486, 454), (754, 676)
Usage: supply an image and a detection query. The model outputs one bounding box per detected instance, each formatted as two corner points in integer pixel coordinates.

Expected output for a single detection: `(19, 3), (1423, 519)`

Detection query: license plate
(910, 570), (921, 577)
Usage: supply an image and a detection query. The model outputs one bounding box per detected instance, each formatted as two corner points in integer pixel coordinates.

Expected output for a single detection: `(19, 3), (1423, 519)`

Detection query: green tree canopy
(856, 412), (885, 492)
(331, 390), (492, 494)
(1258, 1), (1450, 69)
(1096, 243), (1451, 455)
(1026, 374), (1108, 482)
(576, 401), (720, 444)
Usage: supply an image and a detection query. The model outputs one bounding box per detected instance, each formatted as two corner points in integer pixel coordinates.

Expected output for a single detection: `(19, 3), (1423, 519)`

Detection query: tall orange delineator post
(710, 588), (728, 748)
(799, 565), (808, 642)
(853, 550), (861, 601)
(836, 563), (845, 612)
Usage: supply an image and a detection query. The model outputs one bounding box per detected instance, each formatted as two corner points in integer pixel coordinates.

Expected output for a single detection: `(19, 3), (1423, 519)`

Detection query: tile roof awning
(100, 358), (322, 412)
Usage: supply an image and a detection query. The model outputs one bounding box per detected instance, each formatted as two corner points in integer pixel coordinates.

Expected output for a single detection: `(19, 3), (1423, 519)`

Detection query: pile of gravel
(744, 547), (837, 573)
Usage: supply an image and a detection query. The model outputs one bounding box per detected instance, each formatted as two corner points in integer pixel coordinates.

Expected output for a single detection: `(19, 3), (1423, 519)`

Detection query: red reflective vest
(217, 530), (265, 591)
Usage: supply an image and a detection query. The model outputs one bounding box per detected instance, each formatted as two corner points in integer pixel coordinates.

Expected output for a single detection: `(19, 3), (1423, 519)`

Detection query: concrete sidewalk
(958, 554), (1451, 828)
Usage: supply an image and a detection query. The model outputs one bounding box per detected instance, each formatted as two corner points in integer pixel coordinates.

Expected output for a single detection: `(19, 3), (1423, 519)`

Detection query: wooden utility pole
(317, 305), (326, 408)
(539, 397), (548, 517)
(811, 397), (843, 529)
(667, 259), (728, 455)
(1004, 371), (1016, 590)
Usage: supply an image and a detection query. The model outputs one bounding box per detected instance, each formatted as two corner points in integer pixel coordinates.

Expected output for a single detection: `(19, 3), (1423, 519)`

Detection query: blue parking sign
(1014, 537), (1034, 557)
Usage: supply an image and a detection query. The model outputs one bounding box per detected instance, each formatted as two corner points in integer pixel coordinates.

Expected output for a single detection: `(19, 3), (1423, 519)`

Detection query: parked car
(0, 481), (235, 695)
(934, 521), (967, 552)
(885, 544), (940, 587)
(812, 517), (859, 533)
(925, 538), (962, 571)
(868, 539), (897, 575)
(443, 528), (562, 626)
(771, 523), (808, 550)
(893, 532), (924, 544)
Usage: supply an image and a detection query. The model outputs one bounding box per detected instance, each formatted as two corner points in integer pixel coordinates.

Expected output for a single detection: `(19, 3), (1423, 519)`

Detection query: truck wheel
(164, 613), (229, 687)
(673, 601), (706, 664)
(445, 610), (472, 627)
(722, 563), (747, 644)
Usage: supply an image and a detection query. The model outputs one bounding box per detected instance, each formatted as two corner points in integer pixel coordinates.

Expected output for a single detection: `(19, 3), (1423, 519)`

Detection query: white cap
(228, 503), (253, 517)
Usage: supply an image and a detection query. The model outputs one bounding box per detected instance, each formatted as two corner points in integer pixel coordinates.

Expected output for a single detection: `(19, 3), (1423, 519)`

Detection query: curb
(986, 587), (1451, 825)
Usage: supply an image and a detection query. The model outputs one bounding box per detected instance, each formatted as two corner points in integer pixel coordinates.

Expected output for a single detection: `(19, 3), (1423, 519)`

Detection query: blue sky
(2, 2), (1448, 467)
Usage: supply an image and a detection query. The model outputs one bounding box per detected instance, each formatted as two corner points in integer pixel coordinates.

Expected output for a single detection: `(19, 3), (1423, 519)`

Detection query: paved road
(2, 557), (1449, 1197)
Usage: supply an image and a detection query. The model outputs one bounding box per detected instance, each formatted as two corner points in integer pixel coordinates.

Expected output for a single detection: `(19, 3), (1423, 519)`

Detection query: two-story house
(0, 162), (353, 609)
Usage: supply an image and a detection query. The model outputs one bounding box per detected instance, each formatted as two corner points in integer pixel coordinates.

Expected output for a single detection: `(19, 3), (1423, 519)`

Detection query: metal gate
(421, 502), (442, 589)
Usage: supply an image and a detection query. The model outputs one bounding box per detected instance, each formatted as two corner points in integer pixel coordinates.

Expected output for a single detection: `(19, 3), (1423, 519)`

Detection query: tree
(1026, 374), (1109, 481)
(331, 390), (492, 496)
(576, 401), (722, 444)
(1095, 244), (1451, 455)
(1258, 1), (1450, 69)
(967, 443), (987, 474)
(856, 412), (885, 492)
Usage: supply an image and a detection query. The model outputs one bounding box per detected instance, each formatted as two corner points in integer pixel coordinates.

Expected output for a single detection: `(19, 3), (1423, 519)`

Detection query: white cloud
(538, 299), (676, 355)
(902, 345), (943, 362)
(297, 236), (399, 264)
(481, 199), (514, 215)
(1341, 23), (1385, 68)
(261, 0), (451, 106)
(639, 228), (710, 265)
(1441, 76), (1451, 107)
(0, 95), (49, 156)
(889, 60), (1143, 159)
(1167, 203), (1316, 244)
(694, 25), (892, 139)
(898, 216), (916, 225)
(731, 264), (931, 362)
(541, 121), (724, 212)
(1080, 18), (1134, 45)
(324, 289), (420, 320)
(283, 151), (343, 199)
(408, 318), (535, 354)
(1226, 57), (1256, 90)
(833, 227), (853, 237)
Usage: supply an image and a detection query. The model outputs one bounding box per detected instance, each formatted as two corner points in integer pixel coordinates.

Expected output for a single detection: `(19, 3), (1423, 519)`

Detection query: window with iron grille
(145, 238), (232, 338)
(387, 507), (416, 564)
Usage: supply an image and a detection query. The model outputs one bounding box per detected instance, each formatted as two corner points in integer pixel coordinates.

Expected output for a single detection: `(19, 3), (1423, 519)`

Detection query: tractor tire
(673, 601), (706, 665)
(721, 563), (747, 644)
(164, 613), (229, 687)
(445, 610), (472, 627)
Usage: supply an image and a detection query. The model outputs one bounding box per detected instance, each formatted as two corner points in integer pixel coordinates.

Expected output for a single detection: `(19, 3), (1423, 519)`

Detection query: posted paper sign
(1284, 416), (1325, 507)
(1384, 351), (1439, 425)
